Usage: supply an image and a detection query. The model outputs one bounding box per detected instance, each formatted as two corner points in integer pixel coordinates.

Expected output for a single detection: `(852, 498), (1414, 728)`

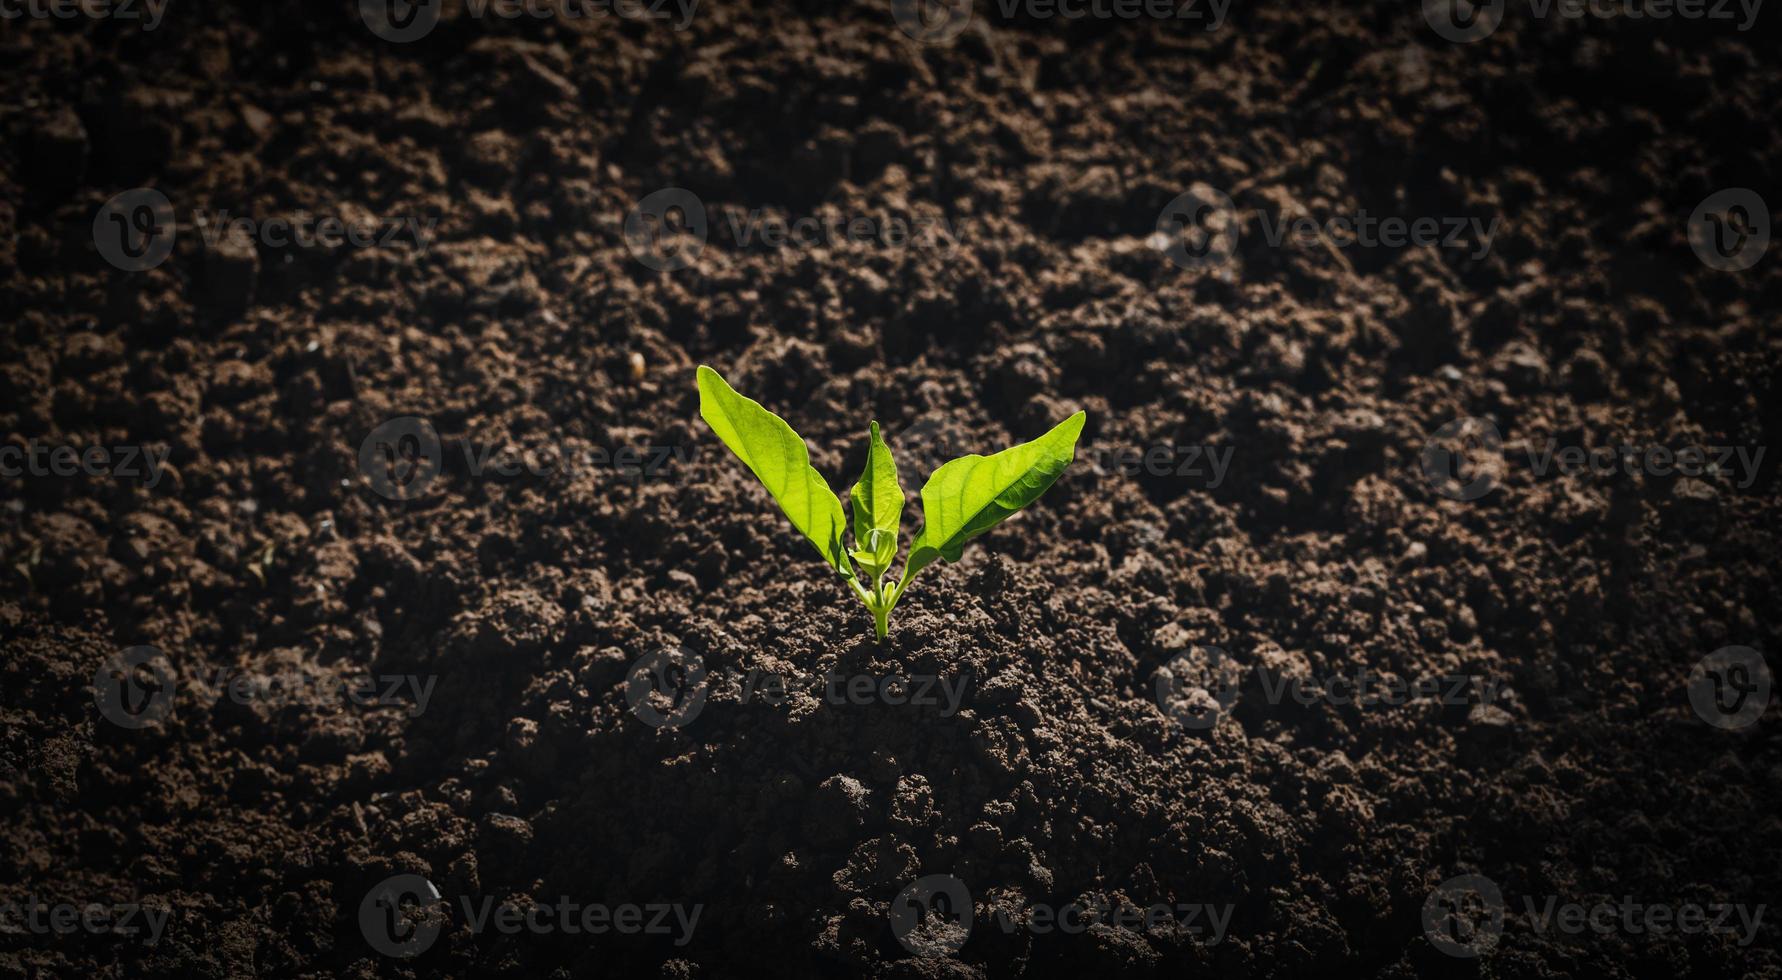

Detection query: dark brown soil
(2, 0), (1779, 977)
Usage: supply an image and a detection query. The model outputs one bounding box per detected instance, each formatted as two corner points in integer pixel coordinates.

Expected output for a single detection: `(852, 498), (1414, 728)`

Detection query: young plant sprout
(696, 365), (1085, 638)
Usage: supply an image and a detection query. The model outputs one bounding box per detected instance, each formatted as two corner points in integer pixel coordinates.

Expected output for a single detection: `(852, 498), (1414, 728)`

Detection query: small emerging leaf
(899, 411), (1085, 591)
(697, 365), (853, 578)
(848, 420), (903, 579)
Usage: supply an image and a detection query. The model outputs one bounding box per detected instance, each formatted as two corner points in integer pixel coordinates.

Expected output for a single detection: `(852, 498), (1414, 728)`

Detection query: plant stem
(851, 575), (892, 639)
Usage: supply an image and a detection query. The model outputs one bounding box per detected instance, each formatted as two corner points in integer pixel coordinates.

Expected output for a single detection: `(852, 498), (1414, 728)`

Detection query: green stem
(851, 574), (893, 639)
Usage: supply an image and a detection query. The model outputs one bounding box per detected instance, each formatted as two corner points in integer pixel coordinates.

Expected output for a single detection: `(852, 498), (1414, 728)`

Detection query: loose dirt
(2, 1), (1778, 976)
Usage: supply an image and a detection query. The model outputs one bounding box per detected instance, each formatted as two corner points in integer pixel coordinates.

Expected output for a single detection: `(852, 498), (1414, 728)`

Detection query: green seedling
(696, 365), (1085, 638)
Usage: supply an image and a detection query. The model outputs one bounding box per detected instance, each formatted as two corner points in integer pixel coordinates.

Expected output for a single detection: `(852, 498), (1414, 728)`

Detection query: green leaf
(697, 365), (853, 579)
(899, 411), (1085, 592)
(848, 420), (903, 580)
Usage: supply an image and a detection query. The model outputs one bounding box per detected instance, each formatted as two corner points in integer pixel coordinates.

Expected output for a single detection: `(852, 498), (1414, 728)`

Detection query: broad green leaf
(848, 420), (903, 579)
(697, 365), (853, 578)
(899, 411), (1085, 592)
